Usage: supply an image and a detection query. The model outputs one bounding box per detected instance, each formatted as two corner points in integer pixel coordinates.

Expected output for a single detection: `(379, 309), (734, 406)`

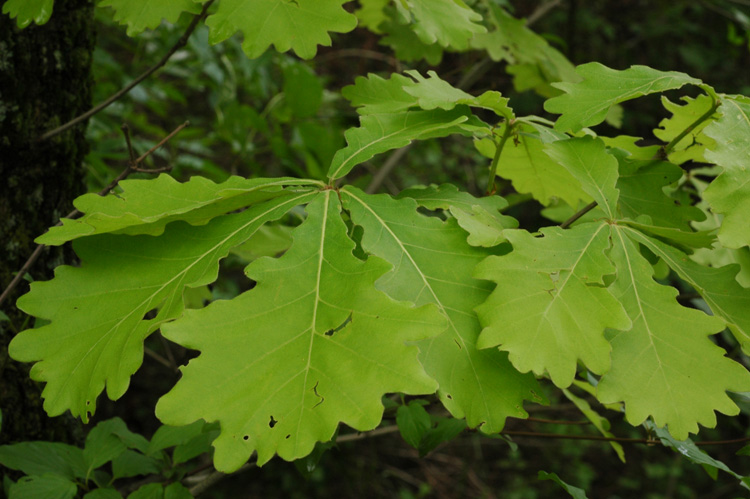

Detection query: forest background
(1, 0), (750, 497)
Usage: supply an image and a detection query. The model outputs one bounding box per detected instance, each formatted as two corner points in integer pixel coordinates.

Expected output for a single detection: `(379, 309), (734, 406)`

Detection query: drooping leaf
(648, 422), (747, 484)
(340, 186), (545, 435)
(449, 205), (515, 247)
(545, 63), (702, 133)
(625, 227), (750, 354)
(1, 0), (53, 28)
(156, 191), (445, 470)
(205, 0), (357, 59)
(111, 450), (161, 480)
(98, 0), (202, 36)
(703, 95), (750, 249)
(38, 175), (320, 244)
(537, 471), (589, 499)
(398, 0), (485, 50)
(327, 108), (477, 180)
(563, 386), (625, 462)
(475, 224), (630, 388)
(596, 227), (750, 439)
(0, 442), (86, 480)
(476, 124), (590, 207)
(11, 192), (316, 421)
(653, 94), (718, 164)
(544, 136), (621, 218)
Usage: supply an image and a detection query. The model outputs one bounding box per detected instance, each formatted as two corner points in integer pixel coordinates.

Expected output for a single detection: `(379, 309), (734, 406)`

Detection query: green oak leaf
(342, 73), (418, 116)
(653, 94), (718, 164)
(703, 95), (750, 249)
(379, 10), (443, 65)
(449, 205), (516, 247)
(403, 70), (512, 117)
(400, 0), (485, 50)
(397, 184), (518, 246)
(38, 175), (320, 245)
(341, 186), (545, 435)
(355, 0), (390, 33)
(545, 63), (701, 133)
(397, 183), (509, 212)
(625, 227), (750, 354)
(11, 192), (315, 421)
(476, 123), (590, 207)
(475, 224), (630, 388)
(205, 0), (357, 60)
(615, 154), (704, 230)
(470, 5), (578, 98)
(327, 108), (477, 180)
(537, 471), (589, 499)
(1, 0), (53, 27)
(596, 227), (750, 439)
(156, 191), (445, 470)
(98, 0), (202, 36)
(544, 136), (621, 218)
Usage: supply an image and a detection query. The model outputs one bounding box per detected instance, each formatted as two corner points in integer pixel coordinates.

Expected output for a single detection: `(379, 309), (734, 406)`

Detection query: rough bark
(0, 0), (94, 445)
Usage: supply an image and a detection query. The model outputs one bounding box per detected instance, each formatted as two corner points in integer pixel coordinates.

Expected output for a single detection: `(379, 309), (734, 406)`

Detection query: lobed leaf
(342, 73), (418, 116)
(98, 0), (202, 36)
(653, 94), (718, 164)
(626, 227), (750, 354)
(327, 108), (476, 180)
(38, 175), (321, 245)
(474, 223), (631, 388)
(205, 0), (357, 60)
(341, 187), (545, 434)
(544, 136), (621, 218)
(399, 0), (485, 51)
(1, 0), (53, 28)
(596, 227), (750, 439)
(476, 124), (590, 207)
(703, 95), (750, 248)
(11, 192), (316, 421)
(156, 191), (445, 470)
(545, 63), (701, 133)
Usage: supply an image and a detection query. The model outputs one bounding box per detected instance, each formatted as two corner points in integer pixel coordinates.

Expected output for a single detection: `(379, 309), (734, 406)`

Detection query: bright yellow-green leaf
(596, 227), (750, 439)
(703, 95), (750, 249)
(475, 223), (630, 388)
(400, 0), (485, 50)
(544, 136), (621, 218)
(653, 94), (718, 164)
(327, 108), (476, 180)
(156, 191), (445, 470)
(11, 192), (316, 421)
(37, 175), (320, 245)
(545, 63), (701, 133)
(2, 0), (53, 27)
(341, 187), (545, 434)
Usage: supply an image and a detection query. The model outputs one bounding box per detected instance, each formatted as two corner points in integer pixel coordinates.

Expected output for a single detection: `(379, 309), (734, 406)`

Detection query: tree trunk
(0, 0), (95, 445)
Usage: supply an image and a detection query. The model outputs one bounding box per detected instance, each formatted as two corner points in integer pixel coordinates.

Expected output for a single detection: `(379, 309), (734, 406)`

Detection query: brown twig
(0, 121), (190, 308)
(526, 417), (591, 425)
(37, 1), (214, 142)
(560, 201), (597, 229)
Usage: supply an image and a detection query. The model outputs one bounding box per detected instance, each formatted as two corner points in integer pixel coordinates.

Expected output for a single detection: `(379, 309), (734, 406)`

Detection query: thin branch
(526, 0), (563, 26)
(365, 145), (413, 194)
(486, 120), (514, 196)
(560, 201), (597, 229)
(526, 417), (591, 425)
(37, 1), (214, 142)
(188, 463), (255, 497)
(0, 121), (190, 308)
(337, 425), (401, 442)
